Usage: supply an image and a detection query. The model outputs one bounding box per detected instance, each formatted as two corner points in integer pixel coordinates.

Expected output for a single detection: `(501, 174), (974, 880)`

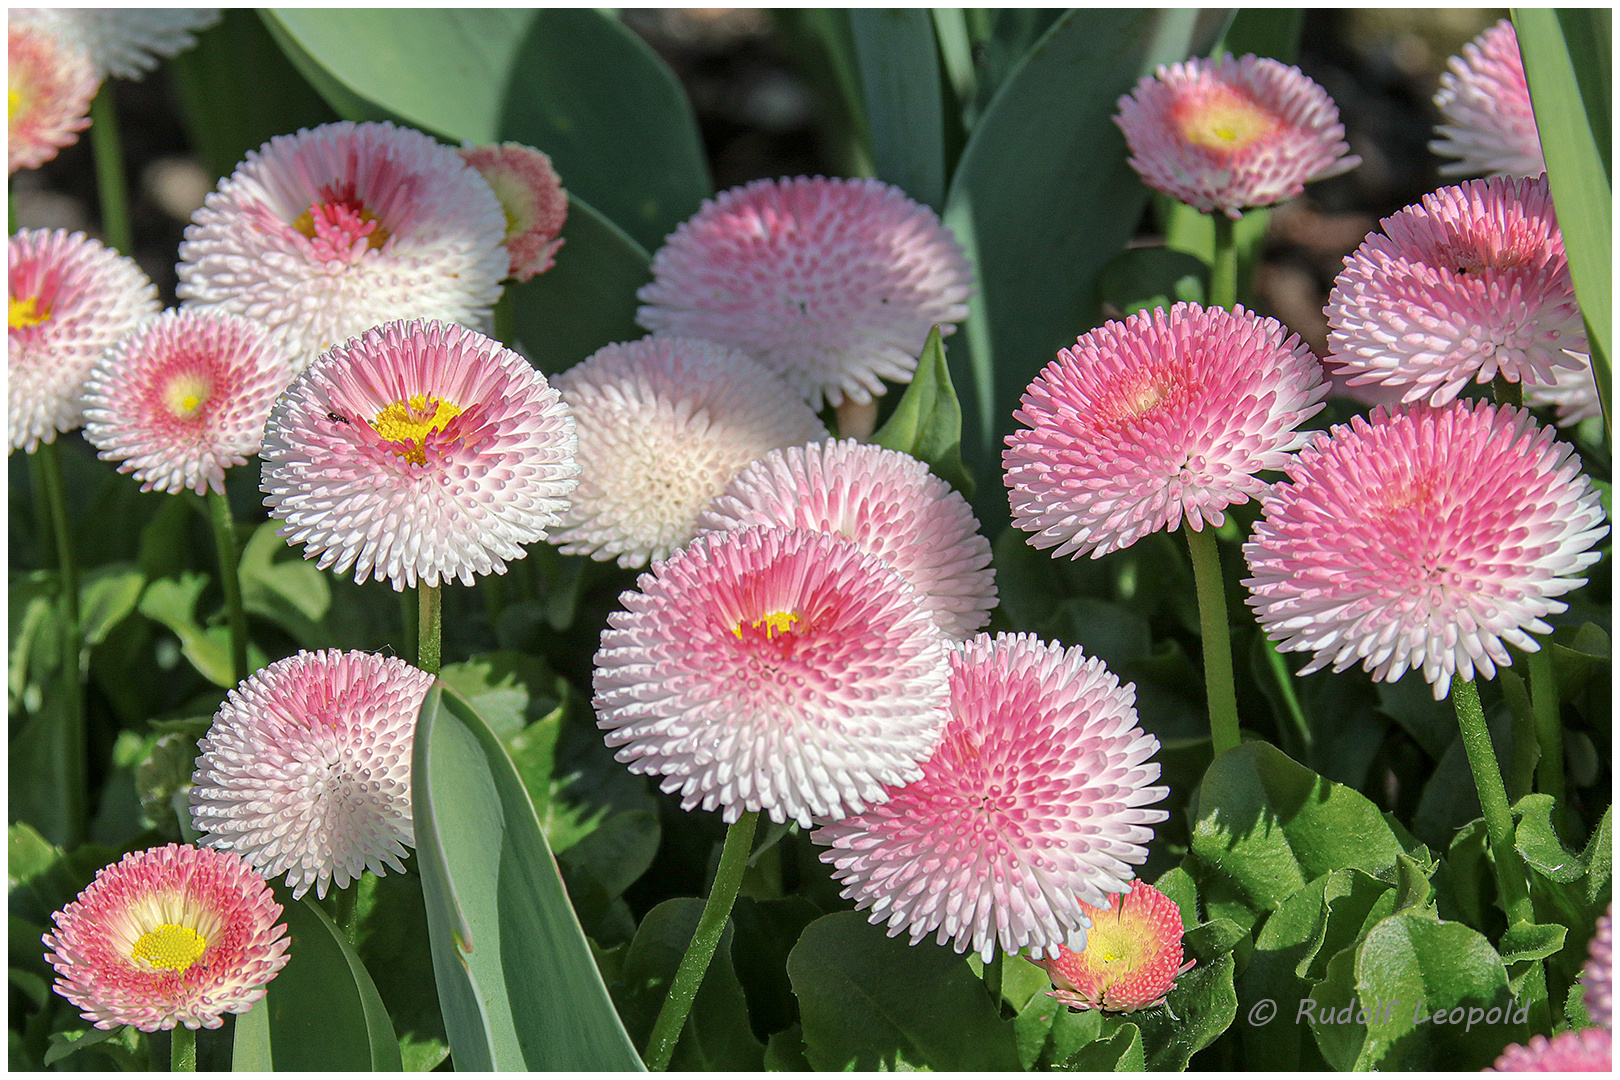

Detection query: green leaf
(1095, 246), (1209, 317)
(137, 573), (254, 688)
(788, 911), (1021, 1071)
(1213, 8), (1305, 62)
(1498, 921), (1568, 965)
(263, 8), (709, 252)
(1122, 948), (1237, 1070)
(851, 9), (945, 212)
(236, 521), (333, 648)
(1063, 1021), (1143, 1070)
(1237, 872), (1341, 1070)
(870, 324), (975, 496)
(1015, 991), (1102, 1070)
(78, 564), (145, 648)
(353, 870), (450, 1071)
(42, 1023), (125, 1066)
(411, 683), (642, 1070)
(231, 998), (273, 1072)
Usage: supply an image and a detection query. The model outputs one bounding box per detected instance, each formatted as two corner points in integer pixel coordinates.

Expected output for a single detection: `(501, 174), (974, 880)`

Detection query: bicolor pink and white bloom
(814, 633), (1168, 962)
(260, 319), (579, 590)
(1325, 176), (1586, 406)
(83, 310), (293, 495)
(1491, 1029), (1612, 1072)
(697, 439), (996, 640)
(593, 524), (952, 828)
(458, 142), (568, 281)
(190, 650), (436, 900)
(1031, 879), (1194, 1013)
(1525, 358), (1604, 429)
(10, 228), (161, 453)
(8, 21), (98, 175)
(1243, 403), (1608, 700)
(1005, 303), (1326, 560)
(1430, 19), (1545, 179)
(11, 8), (219, 82)
(552, 336), (826, 567)
(42, 844), (289, 1031)
(1115, 53), (1359, 219)
(1584, 906), (1613, 1030)
(177, 120), (508, 372)
(637, 176), (974, 409)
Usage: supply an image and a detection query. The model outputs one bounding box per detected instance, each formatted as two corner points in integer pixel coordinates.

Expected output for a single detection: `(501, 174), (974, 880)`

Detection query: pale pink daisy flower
(1583, 906), (1612, 1029)
(1032, 879), (1194, 1013)
(1325, 176), (1586, 406)
(813, 633), (1168, 963)
(1115, 53), (1359, 219)
(1491, 1029), (1611, 1072)
(458, 142), (568, 281)
(696, 438), (995, 640)
(260, 319), (579, 591)
(1243, 403), (1608, 701)
(1005, 302), (1326, 561)
(41, 844), (289, 1031)
(9, 228), (161, 452)
(82, 310), (293, 496)
(1430, 19), (1545, 179)
(637, 175), (974, 409)
(8, 22), (98, 175)
(190, 650), (436, 900)
(176, 120), (508, 372)
(11, 8), (220, 82)
(1525, 355), (1603, 428)
(593, 524), (952, 828)
(552, 336), (826, 567)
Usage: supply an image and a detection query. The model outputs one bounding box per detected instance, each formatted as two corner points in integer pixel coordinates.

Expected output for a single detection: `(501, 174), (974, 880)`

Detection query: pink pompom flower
(552, 336), (826, 567)
(814, 633), (1168, 963)
(177, 120), (508, 372)
(1031, 879), (1195, 1013)
(637, 175), (974, 409)
(41, 844), (290, 1031)
(1491, 1029), (1612, 1072)
(1114, 53), (1359, 219)
(8, 21), (98, 175)
(1004, 302), (1326, 561)
(593, 524), (952, 828)
(1584, 906), (1613, 1030)
(82, 310), (293, 495)
(697, 438), (996, 640)
(260, 318), (579, 591)
(1243, 402), (1608, 701)
(1430, 19), (1545, 179)
(10, 228), (161, 453)
(1325, 175), (1586, 407)
(458, 142), (568, 281)
(190, 650), (436, 900)
(11, 8), (219, 82)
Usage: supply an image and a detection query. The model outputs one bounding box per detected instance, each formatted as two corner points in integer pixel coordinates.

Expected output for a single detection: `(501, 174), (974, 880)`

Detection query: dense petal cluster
(1032, 879), (1194, 1013)
(593, 525), (952, 828)
(12, 7), (220, 81)
(42, 844), (289, 1031)
(814, 633), (1168, 962)
(1585, 906), (1613, 1030)
(260, 318), (579, 590)
(1430, 19), (1544, 179)
(177, 121), (508, 372)
(10, 228), (161, 452)
(1524, 356), (1603, 429)
(1115, 53), (1359, 218)
(83, 310), (293, 495)
(637, 176), (974, 409)
(458, 142), (568, 281)
(1325, 176), (1586, 406)
(1243, 403), (1608, 700)
(8, 21), (98, 175)
(698, 439), (995, 639)
(1491, 1029), (1612, 1072)
(553, 336), (826, 567)
(1005, 302), (1326, 560)
(190, 650), (435, 900)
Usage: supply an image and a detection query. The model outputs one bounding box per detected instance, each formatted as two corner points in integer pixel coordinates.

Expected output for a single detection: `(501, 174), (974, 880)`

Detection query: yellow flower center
(1177, 89), (1276, 152)
(371, 394), (463, 466)
(9, 295), (49, 329)
(163, 373), (211, 420)
(1084, 911), (1151, 978)
(732, 610), (800, 639)
(131, 923), (209, 974)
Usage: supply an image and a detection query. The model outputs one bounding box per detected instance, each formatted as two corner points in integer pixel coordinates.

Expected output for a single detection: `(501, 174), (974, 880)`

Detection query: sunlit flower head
(1115, 53), (1359, 219)
(190, 650), (436, 900)
(1243, 402), (1608, 700)
(697, 438), (995, 639)
(1031, 879), (1194, 1013)
(1584, 906), (1613, 1030)
(814, 633), (1168, 963)
(82, 310), (293, 496)
(458, 142), (568, 282)
(1005, 302), (1326, 560)
(10, 228), (161, 453)
(637, 175), (974, 409)
(1326, 175), (1586, 407)
(552, 336), (826, 567)
(260, 318), (579, 590)
(593, 524), (952, 828)
(41, 844), (289, 1031)
(1430, 19), (1545, 179)
(8, 21), (97, 175)
(177, 120), (508, 372)
(1491, 1029), (1612, 1072)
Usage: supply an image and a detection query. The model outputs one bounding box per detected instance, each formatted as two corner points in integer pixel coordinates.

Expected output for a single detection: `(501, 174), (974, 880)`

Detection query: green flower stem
(1185, 526), (1241, 757)
(323, 883), (360, 944)
(645, 811), (759, 1071)
(34, 442), (86, 846)
(205, 489), (248, 684)
(1451, 678), (1535, 926)
(170, 1026), (196, 1072)
(492, 291), (515, 348)
(1493, 374), (1524, 409)
(1210, 213), (1238, 311)
(418, 584), (442, 676)
(1526, 645), (1566, 824)
(983, 952), (1004, 1010)
(89, 86), (133, 256)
